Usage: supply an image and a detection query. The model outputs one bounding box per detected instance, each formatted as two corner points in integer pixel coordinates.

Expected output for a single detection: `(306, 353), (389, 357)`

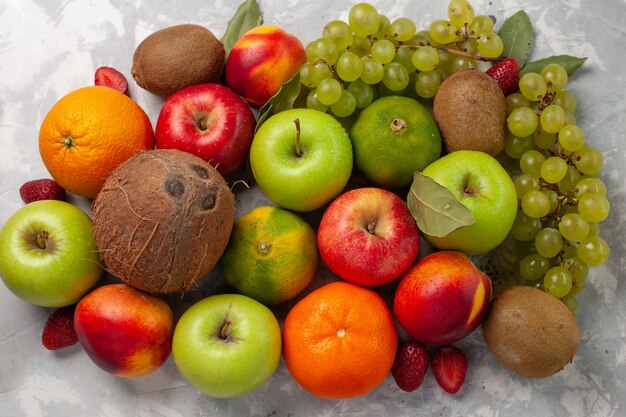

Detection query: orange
(39, 86), (154, 198)
(282, 281), (398, 399)
(219, 205), (318, 305)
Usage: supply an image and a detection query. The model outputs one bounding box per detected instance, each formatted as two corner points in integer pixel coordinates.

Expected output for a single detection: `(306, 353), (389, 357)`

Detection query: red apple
(74, 284), (174, 378)
(393, 251), (492, 345)
(225, 25), (306, 108)
(155, 83), (255, 175)
(317, 187), (420, 286)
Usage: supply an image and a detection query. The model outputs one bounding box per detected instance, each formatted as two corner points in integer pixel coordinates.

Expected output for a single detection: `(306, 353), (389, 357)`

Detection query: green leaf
(221, 0), (262, 58)
(520, 55), (587, 76)
(255, 74), (303, 133)
(407, 172), (475, 238)
(498, 10), (534, 66)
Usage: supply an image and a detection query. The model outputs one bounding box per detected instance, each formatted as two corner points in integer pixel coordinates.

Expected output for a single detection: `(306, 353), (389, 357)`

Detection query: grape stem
(436, 45), (502, 62)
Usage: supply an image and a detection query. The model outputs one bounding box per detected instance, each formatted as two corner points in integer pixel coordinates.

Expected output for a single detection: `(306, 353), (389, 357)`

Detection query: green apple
(0, 200), (103, 307)
(172, 293), (282, 398)
(420, 150), (517, 255)
(250, 108), (353, 212)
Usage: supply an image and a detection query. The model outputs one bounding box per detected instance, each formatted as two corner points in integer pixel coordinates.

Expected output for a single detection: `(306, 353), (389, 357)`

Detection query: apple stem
(36, 230), (49, 249)
(294, 118), (303, 158)
(220, 318), (232, 340)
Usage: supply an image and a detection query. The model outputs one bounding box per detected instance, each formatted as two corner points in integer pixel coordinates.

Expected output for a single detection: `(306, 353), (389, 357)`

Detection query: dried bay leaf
(499, 10), (534, 66)
(407, 172), (475, 238)
(255, 74), (303, 133)
(520, 55), (587, 76)
(221, 0), (262, 58)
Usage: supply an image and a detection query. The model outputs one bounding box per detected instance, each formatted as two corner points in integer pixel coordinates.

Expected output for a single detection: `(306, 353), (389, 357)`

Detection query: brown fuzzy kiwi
(481, 285), (580, 378)
(92, 149), (235, 293)
(131, 24), (224, 98)
(433, 69), (507, 156)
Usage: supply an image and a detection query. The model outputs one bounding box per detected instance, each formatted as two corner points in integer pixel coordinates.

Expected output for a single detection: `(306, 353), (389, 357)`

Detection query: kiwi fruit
(481, 285), (580, 378)
(92, 149), (235, 294)
(433, 69), (507, 156)
(131, 24), (224, 98)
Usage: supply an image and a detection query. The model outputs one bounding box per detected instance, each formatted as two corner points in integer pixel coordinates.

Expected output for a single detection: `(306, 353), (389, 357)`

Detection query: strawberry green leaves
(221, 0), (262, 58)
(407, 172), (475, 238)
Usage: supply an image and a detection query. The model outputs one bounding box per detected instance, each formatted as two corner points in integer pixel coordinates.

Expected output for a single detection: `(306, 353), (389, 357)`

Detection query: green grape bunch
(298, 0), (507, 119)
(505, 63), (610, 314)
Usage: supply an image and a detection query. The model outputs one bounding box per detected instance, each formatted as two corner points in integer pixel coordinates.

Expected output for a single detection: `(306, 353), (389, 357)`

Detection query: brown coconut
(433, 69), (507, 156)
(92, 149), (235, 293)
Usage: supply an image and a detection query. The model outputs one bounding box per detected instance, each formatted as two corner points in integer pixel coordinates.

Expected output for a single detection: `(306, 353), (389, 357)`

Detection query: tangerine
(39, 86), (154, 198)
(282, 281), (398, 399)
(219, 205), (318, 305)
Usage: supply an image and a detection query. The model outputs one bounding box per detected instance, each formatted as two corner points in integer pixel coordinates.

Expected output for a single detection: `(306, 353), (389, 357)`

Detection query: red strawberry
(42, 305), (78, 350)
(95, 66), (129, 95)
(391, 340), (430, 392)
(19, 179), (66, 204)
(486, 57), (519, 96)
(431, 346), (467, 394)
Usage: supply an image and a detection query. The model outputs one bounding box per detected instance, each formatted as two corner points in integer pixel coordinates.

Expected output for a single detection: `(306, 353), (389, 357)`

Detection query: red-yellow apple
(393, 251), (492, 345)
(74, 284), (174, 377)
(317, 187), (420, 286)
(225, 25), (306, 107)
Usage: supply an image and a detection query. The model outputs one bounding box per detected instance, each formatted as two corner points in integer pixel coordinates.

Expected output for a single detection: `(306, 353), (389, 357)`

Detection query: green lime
(220, 206), (318, 305)
(350, 95), (442, 187)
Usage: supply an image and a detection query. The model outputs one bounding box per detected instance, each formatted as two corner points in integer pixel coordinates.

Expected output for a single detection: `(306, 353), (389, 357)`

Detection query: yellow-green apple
(250, 108), (353, 212)
(0, 200), (102, 307)
(420, 150), (517, 254)
(317, 187), (420, 286)
(225, 25), (306, 108)
(155, 83), (255, 175)
(393, 251), (492, 345)
(74, 284), (174, 377)
(172, 293), (282, 398)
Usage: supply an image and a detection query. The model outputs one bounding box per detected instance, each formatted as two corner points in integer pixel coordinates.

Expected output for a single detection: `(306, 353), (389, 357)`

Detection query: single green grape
(305, 89), (329, 112)
(429, 20), (458, 44)
(309, 61), (333, 86)
(522, 189), (551, 218)
(476, 32), (504, 58)
(577, 235), (610, 266)
(393, 46), (417, 72)
(330, 89), (357, 118)
(559, 165), (582, 192)
(510, 209), (543, 241)
(542, 189), (559, 213)
(519, 72), (548, 101)
(412, 46), (439, 72)
(535, 227), (563, 258)
(563, 255), (589, 287)
(540, 104), (565, 134)
(540, 156), (568, 184)
(559, 213), (590, 242)
(558, 125), (586, 152)
(543, 266), (573, 298)
(448, 0), (475, 29)
(390, 17), (416, 41)
(360, 56), (385, 84)
(462, 38), (478, 54)
(514, 174), (540, 199)
(505, 134), (535, 158)
(468, 15), (494, 36)
(561, 294), (578, 315)
(573, 146), (604, 175)
(306, 38), (338, 66)
(578, 192), (610, 223)
(533, 126), (557, 149)
(553, 90), (577, 113)
(348, 3), (380, 37)
(371, 39), (396, 64)
(564, 112), (577, 126)
(449, 55), (477, 73)
(316, 78), (343, 105)
(350, 36), (373, 57)
(519, 149), (546, 178)
(373, 14), (391, 41)
(382, 62), (410, 91)
(347, 79), (374, 108)
(336, 51), (364, 82)
(415, 70), (442, 99)
(507, 107), (539, 137)
(323, 20), (354, 50)
(541, 63), (568, 92)
(506, 93), (531, 112)
(520, 253), (551, 280)
(299, 63), (314, 88)
(587, 221), (601, 236)
(575, 177), (607, 198)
